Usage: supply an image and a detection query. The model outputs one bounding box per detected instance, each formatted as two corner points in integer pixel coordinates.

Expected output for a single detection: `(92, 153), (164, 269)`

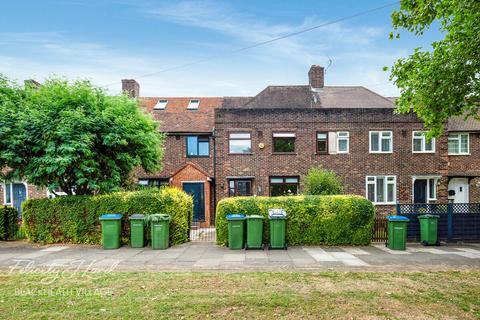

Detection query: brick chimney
(24, 79), (41, 89)
(122, 79), (140, 98)
(308, 65), (324, 89)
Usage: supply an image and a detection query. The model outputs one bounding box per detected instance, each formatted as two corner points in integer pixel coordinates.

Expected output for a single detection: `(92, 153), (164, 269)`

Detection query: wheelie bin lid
(418, 214), (440, 219)
(99, 213), (123, 220)
(268, 208), (286, 219)
(226, 214), (246, 220)
(386, 215), (409, 222)
(246, 215), (264, 220)
(129, 214), (145, 220)
(148, 214), (171, 222)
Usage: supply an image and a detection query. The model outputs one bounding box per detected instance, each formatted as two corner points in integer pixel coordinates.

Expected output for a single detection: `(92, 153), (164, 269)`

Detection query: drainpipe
(212, 127), (217, 225)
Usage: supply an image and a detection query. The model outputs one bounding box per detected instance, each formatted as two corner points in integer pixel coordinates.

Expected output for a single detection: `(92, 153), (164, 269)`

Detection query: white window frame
(2, 182), (13, 204)
(2, 181), (29, 205)
(365, 175), (397, 205)
(336, 131), (349, 154)
(448, 133), (469, 155)
(369, 131), (393, 153)
(153, 99), (168, 110)
(412, 131), (435, 153)
(187, 99), (200, 110)
(411, 176), (439, 203)
(229, 132), (252, 154)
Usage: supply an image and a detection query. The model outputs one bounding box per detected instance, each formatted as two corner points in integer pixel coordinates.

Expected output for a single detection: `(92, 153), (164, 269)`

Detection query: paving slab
(1, 241), (480, 272)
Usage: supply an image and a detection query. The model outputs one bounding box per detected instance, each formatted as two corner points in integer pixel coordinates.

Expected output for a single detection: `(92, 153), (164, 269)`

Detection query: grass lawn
(1, 271), (479, 319)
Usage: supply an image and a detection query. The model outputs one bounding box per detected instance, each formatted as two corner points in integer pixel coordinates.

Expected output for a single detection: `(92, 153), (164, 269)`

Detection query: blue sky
(0, 0), (442, 97)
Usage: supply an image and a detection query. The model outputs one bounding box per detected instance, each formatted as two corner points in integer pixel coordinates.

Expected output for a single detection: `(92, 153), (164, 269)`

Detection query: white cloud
(0, 1), (400, 97)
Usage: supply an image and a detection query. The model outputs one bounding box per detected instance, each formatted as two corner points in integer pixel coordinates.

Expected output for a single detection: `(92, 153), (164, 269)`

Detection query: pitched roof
(222, 85), (395, 109)
(448, 114), (480, 132)
(139, 97), (222, 133)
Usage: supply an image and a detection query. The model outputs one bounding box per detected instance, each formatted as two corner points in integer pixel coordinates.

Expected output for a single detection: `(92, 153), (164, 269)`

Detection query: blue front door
(12, 183), (27, 218)
(183, 183), (205, 222)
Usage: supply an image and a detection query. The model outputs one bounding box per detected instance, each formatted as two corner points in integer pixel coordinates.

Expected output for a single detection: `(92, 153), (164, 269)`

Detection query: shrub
(22, 187), (192, 245)
(0, 206), (18, 240)
(216, 195), (374, 246)
(304, 168), (343, 195)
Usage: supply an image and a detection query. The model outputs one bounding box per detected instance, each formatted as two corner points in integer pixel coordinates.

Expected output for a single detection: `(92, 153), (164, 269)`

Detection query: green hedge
(23, 187), (192, 245)
(0, 206), (19, 240)
(216, 195), (375, 246)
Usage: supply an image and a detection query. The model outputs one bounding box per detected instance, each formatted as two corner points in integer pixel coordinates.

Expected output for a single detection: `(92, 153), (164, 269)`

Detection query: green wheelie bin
(129, 214), (145, 248)
(386, 215), (409, 250)
(149, 214), (171, 250)
(418, 214), (440, 246)
(246, 215), (264, 249)
(226, 214), (246, 250)
(268, 209), (287, 250)
(99, 214), (123, 250)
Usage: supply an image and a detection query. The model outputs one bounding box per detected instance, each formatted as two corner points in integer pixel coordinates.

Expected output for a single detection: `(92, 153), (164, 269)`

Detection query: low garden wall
(216, 195), (375, 246)
(23, 187), (193, 245)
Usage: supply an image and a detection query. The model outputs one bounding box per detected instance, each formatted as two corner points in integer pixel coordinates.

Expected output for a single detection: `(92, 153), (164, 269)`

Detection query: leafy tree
(304, 168), (343, 196)
(387, 0), (480, 136)
(0, 76), (164, 195)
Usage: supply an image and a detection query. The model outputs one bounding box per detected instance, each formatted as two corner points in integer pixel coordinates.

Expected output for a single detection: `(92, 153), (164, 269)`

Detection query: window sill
(448, 153), (470, 156)
(186, 156), (210, 158)
(412, 151), (436, 154)
(228, 152), (253, 155)
(272, 152), (297, 155)
(369, 152), (393, 154)
(372, 202), (396, 205)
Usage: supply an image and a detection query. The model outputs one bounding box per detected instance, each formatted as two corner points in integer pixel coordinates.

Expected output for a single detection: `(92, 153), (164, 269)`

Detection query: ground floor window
(270, 176), (299, 196)
(138, 179), (169, 188)
(366, 176), (396, 204)
(228, 179), (252, 197)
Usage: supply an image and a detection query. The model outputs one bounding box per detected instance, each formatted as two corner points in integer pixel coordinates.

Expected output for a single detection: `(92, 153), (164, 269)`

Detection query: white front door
(448, 178), (469, 203)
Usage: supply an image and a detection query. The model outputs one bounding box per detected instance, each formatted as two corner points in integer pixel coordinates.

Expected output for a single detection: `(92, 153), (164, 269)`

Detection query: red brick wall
(215, 108), (450, 208)
(134, 134), (214, 179)
(170, 164), (213, 227)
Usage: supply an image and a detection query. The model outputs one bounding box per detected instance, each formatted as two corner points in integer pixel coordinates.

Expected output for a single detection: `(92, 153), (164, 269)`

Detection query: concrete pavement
(1, 241), (480, 272)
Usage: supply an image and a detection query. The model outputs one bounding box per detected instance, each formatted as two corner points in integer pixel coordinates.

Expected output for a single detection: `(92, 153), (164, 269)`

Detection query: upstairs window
(369, 131), (392, 153)
(336, 131), (350, 153)
(366, 176), (396, 204)
(316, 132), (328, 153)
(273, 132), (295, 153)
(229, 132), (252, 154)
(412, 131), (435, 153)
(154, 99), (168, 110)
(448, 133), (469, 155)
(187, 99), (200, 110)
(186, 136), (209, 157)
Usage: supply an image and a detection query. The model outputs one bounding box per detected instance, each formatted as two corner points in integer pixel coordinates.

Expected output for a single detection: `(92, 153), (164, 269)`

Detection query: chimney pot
(308, 65), (324, 89)
(121, 79), (140, 98)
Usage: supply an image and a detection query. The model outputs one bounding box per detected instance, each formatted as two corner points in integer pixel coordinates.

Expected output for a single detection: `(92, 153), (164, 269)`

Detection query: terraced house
(2, 65), (480, 222)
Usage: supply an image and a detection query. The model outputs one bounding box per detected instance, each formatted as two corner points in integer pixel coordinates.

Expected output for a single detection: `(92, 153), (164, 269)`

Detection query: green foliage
(22, 187), (192, 245)
(388, 0), (480, 137)
(0, 76), (165, 194)
(216, 195), (374, 246)
(0, 206), (18, 240)
(303, 168), (343, 195)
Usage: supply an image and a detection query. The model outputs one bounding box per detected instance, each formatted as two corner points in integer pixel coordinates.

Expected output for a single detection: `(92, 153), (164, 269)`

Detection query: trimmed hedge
(216, 195), (375, 246)
(0, 206), (19, 240)
(23, 187), (192, 245)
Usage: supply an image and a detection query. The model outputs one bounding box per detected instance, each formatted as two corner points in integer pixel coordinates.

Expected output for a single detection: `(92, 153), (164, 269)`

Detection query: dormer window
(187, 99), (200, 110)
(154, 99), (168, 110)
